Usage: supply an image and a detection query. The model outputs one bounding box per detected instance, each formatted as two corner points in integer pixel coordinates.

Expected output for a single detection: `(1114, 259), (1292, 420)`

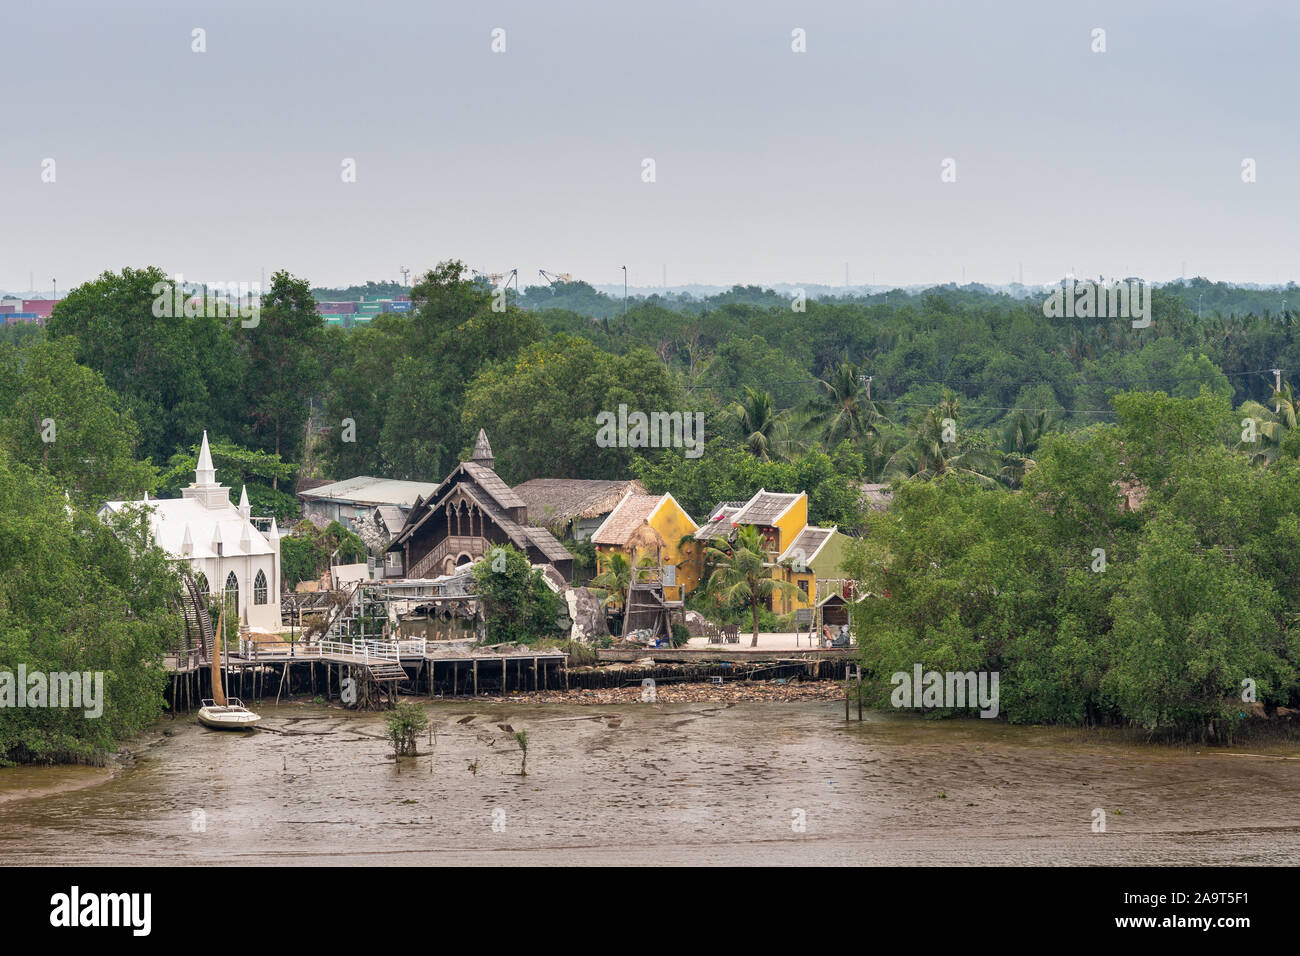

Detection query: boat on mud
(197, 697), (261, 730)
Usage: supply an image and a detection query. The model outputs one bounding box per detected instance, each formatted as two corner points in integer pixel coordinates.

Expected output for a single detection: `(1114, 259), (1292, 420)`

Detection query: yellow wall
(771, 566), (816, 615)
(652, 495), (700, 601)
(773, 494), (808, 557)
(594, 496), (700, 603)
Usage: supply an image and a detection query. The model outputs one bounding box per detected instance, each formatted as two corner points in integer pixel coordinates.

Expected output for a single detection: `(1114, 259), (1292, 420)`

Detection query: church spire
(195, 431), (216, 486)
(237, 484), (250, 519)
(470, 428), (494, 470)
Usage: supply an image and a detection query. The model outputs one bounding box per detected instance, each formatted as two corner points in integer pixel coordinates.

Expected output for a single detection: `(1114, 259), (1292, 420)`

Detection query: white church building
(100, 432), (284, 632)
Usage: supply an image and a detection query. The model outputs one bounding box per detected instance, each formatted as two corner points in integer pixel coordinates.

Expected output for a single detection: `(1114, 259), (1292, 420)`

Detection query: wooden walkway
(596, 647), (855, 664)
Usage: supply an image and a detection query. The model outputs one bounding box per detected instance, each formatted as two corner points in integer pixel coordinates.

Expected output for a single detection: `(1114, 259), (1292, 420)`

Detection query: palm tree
(885, 397), (1000, 486)
(705, 525), (802, 647)
(729, 386), (791, 460)
(590, 552), (632, 611)
(997, 408), (1061, 488)
(805, 361), (890, 449)
(1237, 383), (1299, 467)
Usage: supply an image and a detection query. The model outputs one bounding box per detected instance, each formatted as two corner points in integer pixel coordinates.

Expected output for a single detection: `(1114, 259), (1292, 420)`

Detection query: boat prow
(198, 698), (262, 731)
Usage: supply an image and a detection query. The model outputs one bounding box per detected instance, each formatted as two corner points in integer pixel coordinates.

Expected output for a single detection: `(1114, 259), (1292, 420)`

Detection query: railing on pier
(236, 637), (426, 662)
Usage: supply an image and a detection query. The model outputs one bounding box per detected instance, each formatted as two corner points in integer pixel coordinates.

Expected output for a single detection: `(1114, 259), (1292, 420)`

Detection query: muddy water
(2, 700), (1299, 865)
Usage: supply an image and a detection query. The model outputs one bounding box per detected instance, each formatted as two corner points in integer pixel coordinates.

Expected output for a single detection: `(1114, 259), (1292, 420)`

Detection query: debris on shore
(473, 679), (846, 705)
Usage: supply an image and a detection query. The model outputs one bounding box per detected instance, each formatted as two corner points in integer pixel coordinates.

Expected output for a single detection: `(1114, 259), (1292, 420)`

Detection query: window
(194, 572), (209, 598)
(798, 579), (809, 597)
(253, 569), (268, 605)
(224, 571), (239, 609)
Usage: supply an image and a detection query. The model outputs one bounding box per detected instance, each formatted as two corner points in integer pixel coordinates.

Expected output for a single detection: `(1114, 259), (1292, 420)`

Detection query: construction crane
(472, 268), (518, 290)
(538, 269), (574, 286)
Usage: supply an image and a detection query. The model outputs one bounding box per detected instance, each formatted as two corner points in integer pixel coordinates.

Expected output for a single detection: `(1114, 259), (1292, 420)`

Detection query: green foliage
(470, 545), (565, 645)
(633, 440), (865, 530)
(0, 449), (180, 764)
(47, 267), (247, 465)
(851, 391), (1300, 737)
(279, 520), (366, 588)
(461, 334), (686, 484)
(243, 270), (325, 464)
(590, 551), (631, 611)
(384, 702), (429, 757)
(322, 260), (544, 480)
(0, 337), (156, 505)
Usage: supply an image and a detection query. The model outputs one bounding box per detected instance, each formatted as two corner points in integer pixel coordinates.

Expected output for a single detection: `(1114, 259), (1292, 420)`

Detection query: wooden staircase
(180, 572), (216, 662)
(366, 660), (408, 682)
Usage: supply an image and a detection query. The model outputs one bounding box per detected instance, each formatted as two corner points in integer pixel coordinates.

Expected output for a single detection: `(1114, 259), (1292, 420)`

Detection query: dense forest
(5, 259), (1300, 755)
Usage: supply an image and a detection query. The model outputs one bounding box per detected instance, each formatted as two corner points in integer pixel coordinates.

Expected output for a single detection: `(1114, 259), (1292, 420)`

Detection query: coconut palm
(729, 386), (791, 460)
(1237, 383), (1299, 467)
(704, 525), (802, 647)
(997, 408), (1061, 488)
(885, 399), (1000, 487)
(590, 551), (631, 610)
(804, 361), (890, 449)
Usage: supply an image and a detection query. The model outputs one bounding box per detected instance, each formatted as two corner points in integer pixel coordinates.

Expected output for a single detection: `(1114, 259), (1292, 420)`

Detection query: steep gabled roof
(591, 494), (665, 546)
(779, 525), (837, 565)
(522, 526), (574, 563)
(731, 489), (803, 527)
(693, 501), (747, 541)
(461, 461), (525, 511)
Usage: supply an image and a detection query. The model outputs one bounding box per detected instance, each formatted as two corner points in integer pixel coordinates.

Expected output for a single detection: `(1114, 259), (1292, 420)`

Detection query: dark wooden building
(384, 430), (574, 581)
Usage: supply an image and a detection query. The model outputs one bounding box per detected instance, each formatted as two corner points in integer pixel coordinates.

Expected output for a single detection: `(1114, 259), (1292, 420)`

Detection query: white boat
(197, 595), (261, 731)
(198, 697), (261, 730)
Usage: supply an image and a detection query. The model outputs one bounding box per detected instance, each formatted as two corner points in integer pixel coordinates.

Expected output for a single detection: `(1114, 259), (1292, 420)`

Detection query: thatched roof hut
(512, 478), (648, 539)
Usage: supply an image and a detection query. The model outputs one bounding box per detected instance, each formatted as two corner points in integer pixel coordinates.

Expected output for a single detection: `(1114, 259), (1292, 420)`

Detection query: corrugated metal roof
(298, 475), (438, 507)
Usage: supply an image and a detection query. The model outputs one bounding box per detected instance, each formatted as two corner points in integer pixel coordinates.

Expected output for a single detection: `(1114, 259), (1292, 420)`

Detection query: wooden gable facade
(384, 430), (574, 582)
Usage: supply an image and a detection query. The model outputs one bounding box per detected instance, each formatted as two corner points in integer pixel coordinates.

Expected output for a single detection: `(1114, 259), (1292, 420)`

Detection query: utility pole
(622, 266), (628, 316)
(858, 373), (872, 401)
(400, 266), (410, 288)
(1272, 368), (1284, 412)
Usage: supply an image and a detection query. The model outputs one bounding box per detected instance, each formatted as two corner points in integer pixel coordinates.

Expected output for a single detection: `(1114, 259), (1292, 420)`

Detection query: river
(2, 700), (1298, 865)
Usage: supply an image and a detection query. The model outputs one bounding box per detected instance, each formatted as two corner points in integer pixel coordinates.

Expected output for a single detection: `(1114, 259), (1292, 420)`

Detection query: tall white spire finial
(237, 484), (250, 519)
(196, 431), (216, 486)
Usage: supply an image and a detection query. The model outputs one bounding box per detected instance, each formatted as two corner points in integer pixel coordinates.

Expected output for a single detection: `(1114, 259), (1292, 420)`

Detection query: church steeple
(470, 428), (494, 470)
(182, 431), (231, 510)
(195, 431), (216, 486)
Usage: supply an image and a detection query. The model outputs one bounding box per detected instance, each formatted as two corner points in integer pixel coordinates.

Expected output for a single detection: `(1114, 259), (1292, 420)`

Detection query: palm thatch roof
(512, 478), (647, 532)
(625, 521), (667, 555)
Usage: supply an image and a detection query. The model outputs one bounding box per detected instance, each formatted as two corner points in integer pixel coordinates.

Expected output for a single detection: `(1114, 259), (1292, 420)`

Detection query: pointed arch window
(225, 571), (239, 610)
(254, 569), (268, 605)
(194, 572), (209, 598)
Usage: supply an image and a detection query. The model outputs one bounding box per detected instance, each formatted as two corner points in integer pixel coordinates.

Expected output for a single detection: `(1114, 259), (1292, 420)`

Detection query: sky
(3, 0), (1299, 294)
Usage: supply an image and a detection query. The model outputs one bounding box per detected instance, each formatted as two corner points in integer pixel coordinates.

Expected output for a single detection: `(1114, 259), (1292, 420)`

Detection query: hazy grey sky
(3, 0), (1299, 293)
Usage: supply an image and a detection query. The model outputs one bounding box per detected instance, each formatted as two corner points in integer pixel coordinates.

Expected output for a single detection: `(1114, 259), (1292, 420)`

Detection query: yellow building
(590, 492), (700, 602)
(694, 489), (851, 615)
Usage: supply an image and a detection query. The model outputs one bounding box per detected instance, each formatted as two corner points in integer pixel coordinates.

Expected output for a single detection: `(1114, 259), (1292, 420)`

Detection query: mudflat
(2, 700), (1298, 865)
